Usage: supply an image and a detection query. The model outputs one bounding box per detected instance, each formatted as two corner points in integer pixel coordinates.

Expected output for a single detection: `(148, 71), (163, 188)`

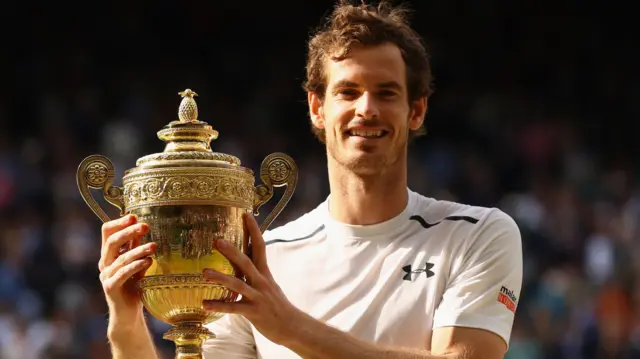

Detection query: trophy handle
(253, 152), (298, 233)
(76, 154), (126, 223)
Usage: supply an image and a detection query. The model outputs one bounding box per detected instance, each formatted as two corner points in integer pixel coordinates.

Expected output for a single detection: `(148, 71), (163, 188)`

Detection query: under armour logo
(402, 263), (435, 281)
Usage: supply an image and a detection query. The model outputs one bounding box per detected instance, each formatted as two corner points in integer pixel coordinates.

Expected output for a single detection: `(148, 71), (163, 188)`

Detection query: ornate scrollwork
(123, 169), (255, 211)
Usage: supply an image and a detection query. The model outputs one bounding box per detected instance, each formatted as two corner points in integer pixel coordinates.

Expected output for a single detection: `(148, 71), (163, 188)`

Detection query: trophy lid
(133, 89), (242, 169)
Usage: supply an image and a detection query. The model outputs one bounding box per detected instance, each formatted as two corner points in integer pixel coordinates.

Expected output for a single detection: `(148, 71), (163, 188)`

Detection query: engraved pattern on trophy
(123, 169), (255, 211)
(76, 89), (298, 359)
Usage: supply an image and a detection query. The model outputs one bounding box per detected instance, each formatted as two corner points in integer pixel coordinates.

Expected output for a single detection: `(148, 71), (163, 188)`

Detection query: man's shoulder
(411, 192), (492, 223)
(411, 191), (520, 242)
(262, 202), (326, 246)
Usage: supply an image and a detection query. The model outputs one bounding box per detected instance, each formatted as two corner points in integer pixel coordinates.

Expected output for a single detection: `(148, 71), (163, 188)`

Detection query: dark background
(0, 1), (638, 358)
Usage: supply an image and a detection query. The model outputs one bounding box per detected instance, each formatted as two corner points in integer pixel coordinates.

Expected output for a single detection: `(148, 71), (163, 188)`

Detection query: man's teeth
(349, 130), (383, 137)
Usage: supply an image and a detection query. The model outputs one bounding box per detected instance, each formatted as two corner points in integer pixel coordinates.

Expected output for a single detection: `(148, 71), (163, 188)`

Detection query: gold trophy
(76, 89), (298, 358)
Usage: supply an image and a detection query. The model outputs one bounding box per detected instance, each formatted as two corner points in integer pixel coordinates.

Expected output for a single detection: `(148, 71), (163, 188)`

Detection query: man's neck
(327, 159), (408, 226)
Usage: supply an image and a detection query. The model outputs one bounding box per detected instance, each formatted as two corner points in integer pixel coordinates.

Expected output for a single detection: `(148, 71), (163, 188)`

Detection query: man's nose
(355, 92), (380, 119)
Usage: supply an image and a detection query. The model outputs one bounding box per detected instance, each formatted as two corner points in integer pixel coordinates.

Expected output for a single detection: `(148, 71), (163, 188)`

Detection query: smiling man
(199, 1), (523, 359)
(97, 1), (522, 359)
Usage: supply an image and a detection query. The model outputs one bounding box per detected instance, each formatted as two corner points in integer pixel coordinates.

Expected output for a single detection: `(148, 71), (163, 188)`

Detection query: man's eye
(339, 89), (359, 98)
(379, 90), (397, 98)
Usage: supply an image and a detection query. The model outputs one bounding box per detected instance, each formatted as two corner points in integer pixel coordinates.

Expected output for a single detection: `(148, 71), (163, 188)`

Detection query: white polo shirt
(203, 188), (523, 358)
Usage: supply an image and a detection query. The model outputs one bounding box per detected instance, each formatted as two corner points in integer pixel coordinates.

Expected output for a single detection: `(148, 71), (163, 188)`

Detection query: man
(99, 1), (523, 358)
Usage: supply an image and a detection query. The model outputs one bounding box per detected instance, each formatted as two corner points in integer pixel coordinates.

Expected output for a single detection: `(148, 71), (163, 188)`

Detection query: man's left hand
(203, 212), (302, 345)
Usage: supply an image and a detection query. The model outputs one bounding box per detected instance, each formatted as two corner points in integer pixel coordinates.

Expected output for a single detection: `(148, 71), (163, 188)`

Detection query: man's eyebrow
(378, 81), (402, 91)
(332, 80), (360, 88)
(332, 80), (402, 90)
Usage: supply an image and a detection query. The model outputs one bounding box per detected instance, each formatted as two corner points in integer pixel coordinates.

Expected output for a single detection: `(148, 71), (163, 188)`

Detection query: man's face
(309, 43), (426, 176)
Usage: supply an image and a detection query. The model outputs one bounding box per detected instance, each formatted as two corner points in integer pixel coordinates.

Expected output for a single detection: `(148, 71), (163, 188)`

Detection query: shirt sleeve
(203, 313), (256, 359)
(432, 209), (523, 347)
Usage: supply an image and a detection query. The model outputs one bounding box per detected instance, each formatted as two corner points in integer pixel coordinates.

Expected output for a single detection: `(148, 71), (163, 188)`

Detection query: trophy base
(163, 322), (215, 359)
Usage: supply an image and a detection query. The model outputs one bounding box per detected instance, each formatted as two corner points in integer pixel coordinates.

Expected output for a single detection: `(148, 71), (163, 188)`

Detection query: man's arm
(282, 312), (504, 359)
(108, 314), (159, 359)
(98, 215), (160, 359)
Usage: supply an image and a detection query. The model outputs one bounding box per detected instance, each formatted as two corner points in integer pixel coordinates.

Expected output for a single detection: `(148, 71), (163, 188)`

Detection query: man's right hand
(99, 214), (157, 335)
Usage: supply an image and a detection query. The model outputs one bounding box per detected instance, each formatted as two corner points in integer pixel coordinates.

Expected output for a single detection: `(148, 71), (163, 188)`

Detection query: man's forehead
(326, 63), (406, 89)
(330, 79), (404, 92)
(325, 44), (406, 87)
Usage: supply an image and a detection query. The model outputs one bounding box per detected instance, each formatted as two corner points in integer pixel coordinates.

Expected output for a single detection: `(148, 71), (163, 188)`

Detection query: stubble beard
(326, 135), (406, 177)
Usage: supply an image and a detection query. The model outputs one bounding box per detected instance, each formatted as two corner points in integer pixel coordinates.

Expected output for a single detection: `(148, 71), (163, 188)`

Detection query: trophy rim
(123, 158), (255, 176)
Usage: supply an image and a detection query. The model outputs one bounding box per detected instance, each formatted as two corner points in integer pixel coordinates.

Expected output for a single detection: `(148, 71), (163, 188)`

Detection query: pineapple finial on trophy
(178, 89), (198, 122)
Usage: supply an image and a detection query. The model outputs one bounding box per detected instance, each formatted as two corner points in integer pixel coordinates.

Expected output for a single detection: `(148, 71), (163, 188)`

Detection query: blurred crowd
(0, 2), (638, 359)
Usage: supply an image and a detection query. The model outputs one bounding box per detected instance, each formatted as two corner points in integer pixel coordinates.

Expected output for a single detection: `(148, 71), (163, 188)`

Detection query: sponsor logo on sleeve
(497, 286), (518, 312)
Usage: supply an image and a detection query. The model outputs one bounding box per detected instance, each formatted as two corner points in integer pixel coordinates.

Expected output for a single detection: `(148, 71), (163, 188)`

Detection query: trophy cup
(76, 89), (298, 358)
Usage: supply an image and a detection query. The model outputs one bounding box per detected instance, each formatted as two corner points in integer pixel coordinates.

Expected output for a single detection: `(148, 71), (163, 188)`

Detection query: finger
(243, 213), (251, 260)
(203, 268), (261, 300)
(244, 213), (270, 274)
(102, 223), (149, 268)
(215, 239), (263, 286)
(101, 214), (136, 246)
(103, 257), (153, 295)
(103, 241), (157, 279)
(99, 215), (138, 272)
(203, 300), (252, 315)
(100, 233), (145, 273)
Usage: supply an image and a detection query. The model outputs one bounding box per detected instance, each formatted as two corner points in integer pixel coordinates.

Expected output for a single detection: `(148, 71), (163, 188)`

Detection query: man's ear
(408, 96), (427, 131)
(308, 91), (325, 130)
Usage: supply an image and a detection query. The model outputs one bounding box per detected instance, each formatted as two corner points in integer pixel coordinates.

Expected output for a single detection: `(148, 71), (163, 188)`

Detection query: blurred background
(0, 1), (638, 358)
